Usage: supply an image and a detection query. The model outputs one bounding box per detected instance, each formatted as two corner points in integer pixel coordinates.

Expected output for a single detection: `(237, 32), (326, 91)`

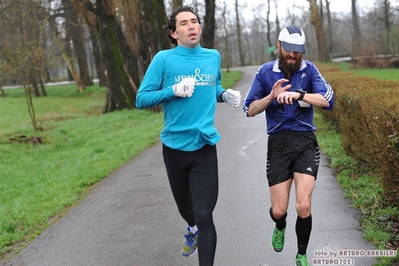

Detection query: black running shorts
(266, 130), (320, 186)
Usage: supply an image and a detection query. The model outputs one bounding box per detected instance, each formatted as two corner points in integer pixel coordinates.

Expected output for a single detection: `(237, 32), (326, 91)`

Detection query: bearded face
(278, 49), (303, 75)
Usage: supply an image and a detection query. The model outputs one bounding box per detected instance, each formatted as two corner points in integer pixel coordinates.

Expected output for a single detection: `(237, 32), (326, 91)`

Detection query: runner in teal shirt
(135, 6), (240, 266)
(136, 44), (226, 151)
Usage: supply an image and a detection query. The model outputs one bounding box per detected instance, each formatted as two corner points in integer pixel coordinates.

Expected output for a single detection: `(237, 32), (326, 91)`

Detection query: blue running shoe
(182, 227), (198, 257)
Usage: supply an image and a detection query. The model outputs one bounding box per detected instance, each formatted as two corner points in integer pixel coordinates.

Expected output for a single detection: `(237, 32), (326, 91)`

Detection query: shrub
(318, 64), (399, 205)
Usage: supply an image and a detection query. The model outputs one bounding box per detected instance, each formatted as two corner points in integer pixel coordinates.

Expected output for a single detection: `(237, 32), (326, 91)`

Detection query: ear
(277, 41), (281, 49)
(170, 30), (178, 40)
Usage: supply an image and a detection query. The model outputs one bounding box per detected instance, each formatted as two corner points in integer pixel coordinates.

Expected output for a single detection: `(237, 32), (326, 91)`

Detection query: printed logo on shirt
(301, 73), (307, 79)
(175, 68), (216, 86)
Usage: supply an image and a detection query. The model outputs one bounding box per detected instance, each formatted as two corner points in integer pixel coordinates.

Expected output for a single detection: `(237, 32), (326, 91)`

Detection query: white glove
(173, 78), (196, 97)
(222, 89), (241, 107)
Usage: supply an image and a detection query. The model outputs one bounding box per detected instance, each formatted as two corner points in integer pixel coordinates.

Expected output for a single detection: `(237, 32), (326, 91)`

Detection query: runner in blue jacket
(243, 25), (334, 266)
(136, 6), (241, 266)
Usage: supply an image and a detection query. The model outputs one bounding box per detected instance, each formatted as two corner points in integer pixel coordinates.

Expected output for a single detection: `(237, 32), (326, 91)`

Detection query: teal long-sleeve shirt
(135, 45), (226, 151)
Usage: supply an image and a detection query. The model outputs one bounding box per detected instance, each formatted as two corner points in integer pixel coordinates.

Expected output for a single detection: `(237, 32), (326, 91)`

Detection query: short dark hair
(164, 6), (202, 46)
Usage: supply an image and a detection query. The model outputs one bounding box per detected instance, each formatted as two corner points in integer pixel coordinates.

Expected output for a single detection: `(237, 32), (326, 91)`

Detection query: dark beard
(278, 52), (302, 76)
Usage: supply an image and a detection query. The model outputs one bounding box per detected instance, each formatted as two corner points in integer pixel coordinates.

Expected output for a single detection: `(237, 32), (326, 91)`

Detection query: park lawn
(333, 62), (399, 81)
(0, 70), (242, 257)
(352, 68), (399, 81)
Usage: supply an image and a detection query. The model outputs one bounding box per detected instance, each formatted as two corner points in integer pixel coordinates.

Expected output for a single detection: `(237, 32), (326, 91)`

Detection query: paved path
(3, 66), (377, 266)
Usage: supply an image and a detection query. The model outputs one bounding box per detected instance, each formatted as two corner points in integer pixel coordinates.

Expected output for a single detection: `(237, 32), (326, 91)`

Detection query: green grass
(334, 62), (399, 81)
(222, 69), (242, 88)
(351, 68), (399, 81)
(0, 105), (164, 256)
(0, 70), (242, 258)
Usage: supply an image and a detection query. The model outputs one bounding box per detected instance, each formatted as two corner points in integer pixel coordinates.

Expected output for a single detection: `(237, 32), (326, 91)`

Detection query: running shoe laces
(271, 226), (285, 252)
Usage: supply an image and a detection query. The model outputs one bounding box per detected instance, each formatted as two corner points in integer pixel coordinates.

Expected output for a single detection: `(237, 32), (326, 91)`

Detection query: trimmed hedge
(317, 64), (399, 205)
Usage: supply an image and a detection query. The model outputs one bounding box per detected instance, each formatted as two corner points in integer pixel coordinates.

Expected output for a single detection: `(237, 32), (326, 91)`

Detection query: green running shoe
(296, 254), (310, 266)
(271, 226), (285, 252)
(181, 227), (198, 257)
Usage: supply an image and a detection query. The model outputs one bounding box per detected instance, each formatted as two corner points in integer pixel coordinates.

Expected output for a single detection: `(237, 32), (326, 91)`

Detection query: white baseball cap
(278, 26), (306, 54)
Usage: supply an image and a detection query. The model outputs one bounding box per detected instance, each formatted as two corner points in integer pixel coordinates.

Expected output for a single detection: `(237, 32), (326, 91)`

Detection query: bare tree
(382, 0), (393, 54)
(117, 0), (169, 113)
(274, 0), (281, 40)
(266, 0), (273, 47)
(351, 0), (361, 56)
(63, 0), (93, 86)
(325, 0), (333, 56)
(202, 0), (216, 48)
(89, 29), (107, 86)
(0, 0), (49, 130)
(0, 64), (7, 97)
(49, 19), (85, 92)
(308, 0), (328, 62)
(69, 0), (137, 113)
(234, 0), (245, 66)
(221, 1), (231, 71)
(120, 0), (169, 74)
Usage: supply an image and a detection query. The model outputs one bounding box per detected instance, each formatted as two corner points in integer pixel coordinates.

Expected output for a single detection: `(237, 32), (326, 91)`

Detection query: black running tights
(163, 144), (219, 266)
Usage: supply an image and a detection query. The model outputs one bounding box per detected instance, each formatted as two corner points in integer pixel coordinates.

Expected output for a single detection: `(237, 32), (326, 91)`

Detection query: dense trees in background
(0, 0), (398, 112)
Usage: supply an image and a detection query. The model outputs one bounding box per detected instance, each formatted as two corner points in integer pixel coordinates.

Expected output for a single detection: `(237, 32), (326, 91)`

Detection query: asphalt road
(3, 66), (377, 266)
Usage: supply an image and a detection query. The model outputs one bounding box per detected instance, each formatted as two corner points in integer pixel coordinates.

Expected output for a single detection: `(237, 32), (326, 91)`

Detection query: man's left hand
(276, 91), (299, 105)
(222, 89), (241, 108)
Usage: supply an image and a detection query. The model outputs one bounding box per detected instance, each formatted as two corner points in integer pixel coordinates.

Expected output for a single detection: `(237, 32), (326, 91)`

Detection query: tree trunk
(383, 0), (391, 54)
(325, 0), (333, 57)
(38, 71), (47, 96)
(127, 0), (169, 73)
(351, 0), (361, 56)
(72, 19), (93, 86)
(48, 14), (85, 92)
(89, 30), (107, 87)
(64, 28), (74, 81)
(266, 0), (272, 47)
(222, 2), (230, 72)
(202, 0), (216, 48)
(235, 0), (245, 66)
(24, 84), (39, 131)
(64, 0), (93, 86)
(308, 0), (328, 62)
(172, 0), (183, 9)
(32, 79), (40, 97)
(119, 0), (169, 113)
(274, 1), (281, 41)
(95, 1), (136, 113)
(62, 0), (74, 81)
(245, 34), (253, 66)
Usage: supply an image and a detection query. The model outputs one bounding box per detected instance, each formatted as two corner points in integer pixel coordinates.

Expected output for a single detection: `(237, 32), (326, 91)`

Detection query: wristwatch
(296, 89), (306, 101)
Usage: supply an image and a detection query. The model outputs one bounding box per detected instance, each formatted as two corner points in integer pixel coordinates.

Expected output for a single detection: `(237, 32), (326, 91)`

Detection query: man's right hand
(173, 78), (196, 97)
(271, 78), (291, 99)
